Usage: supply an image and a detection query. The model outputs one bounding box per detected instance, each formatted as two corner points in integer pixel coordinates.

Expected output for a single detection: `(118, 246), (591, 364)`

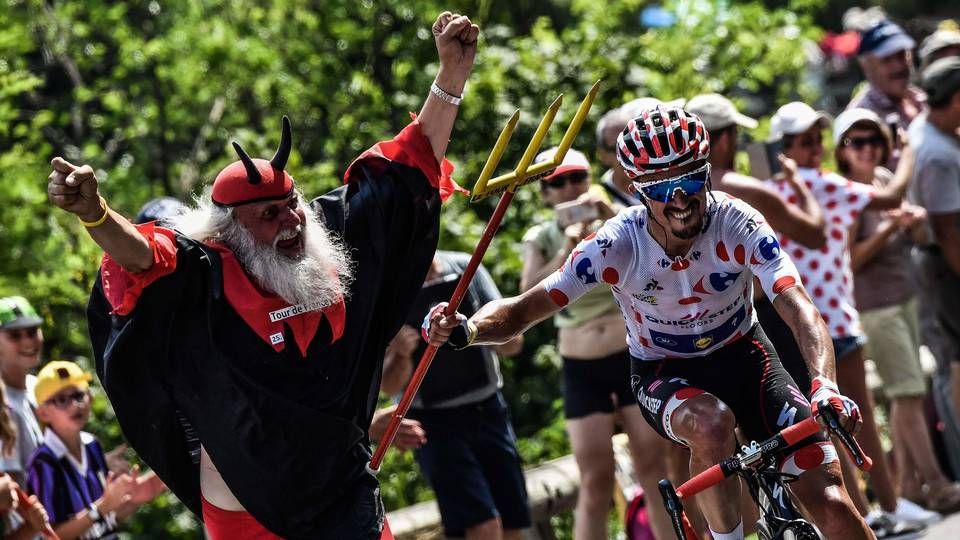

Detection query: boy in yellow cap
(25, 361), (163, 539)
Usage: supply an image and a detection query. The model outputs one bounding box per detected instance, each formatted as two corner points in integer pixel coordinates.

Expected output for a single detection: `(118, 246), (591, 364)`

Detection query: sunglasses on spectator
(45, 390), (89, 409)
(841, 135), (885, 150)
(2, 327), (39, 341)
(541, 171), (589, 189)
(634, 163), (711, 203)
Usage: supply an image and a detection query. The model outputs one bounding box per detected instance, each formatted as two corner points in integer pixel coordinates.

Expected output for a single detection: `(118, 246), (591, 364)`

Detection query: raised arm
(865, 144), (914, 210)
(47, 158), (153, 273)
(417, 12), (479, 162)
(723, 171), (826, 248)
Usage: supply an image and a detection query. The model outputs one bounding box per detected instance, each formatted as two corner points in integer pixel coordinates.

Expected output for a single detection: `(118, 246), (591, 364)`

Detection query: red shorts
(201, 496), (394, 539)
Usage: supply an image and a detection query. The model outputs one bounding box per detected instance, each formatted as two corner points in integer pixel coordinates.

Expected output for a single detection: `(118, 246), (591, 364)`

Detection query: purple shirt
(26, 430), (118, 539)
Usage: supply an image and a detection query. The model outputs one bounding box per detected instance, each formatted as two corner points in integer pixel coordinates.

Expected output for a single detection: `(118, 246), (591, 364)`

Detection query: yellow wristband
(79, 196), (109, 228)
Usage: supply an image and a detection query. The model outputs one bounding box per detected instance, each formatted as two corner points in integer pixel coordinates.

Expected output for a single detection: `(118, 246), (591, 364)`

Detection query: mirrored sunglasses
(635, 164), (710, 203)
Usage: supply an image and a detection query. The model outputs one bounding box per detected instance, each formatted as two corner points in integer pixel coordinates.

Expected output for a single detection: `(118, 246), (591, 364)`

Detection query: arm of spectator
(104, 444), (131, 475)
(381, 326), (418, 396)
(900, 204), (931, 245)
(725, 171), (826, 248)
(0, 474), (15, 513)
(866, 144), (914, 210)
(52, 471), (134, 540)
(368, 406), (426, 451)
(114, 468), (166, 523)
(47, 158), (153, 273)
(930, 212), (960, 276)
(417, 13), (478, 162)
(850, 213), (900, 273)
(6, 493), (51, 540)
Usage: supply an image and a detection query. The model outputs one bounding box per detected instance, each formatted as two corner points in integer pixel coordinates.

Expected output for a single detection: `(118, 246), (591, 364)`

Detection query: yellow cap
(35, 361), (92, 405)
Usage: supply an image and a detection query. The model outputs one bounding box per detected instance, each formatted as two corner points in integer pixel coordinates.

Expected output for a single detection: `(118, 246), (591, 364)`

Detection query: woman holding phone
(520, 147), (675, 540)
(839, 108), (960, 520)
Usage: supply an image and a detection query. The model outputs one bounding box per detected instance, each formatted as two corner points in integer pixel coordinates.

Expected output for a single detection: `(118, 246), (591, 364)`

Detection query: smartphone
(746, 140), (783, 180)
(555, 200), (600, 228)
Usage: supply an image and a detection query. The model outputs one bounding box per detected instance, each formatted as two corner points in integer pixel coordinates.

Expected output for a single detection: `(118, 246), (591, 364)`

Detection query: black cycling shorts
(630, 324), (827, 449)
(562, 350), (636, 419)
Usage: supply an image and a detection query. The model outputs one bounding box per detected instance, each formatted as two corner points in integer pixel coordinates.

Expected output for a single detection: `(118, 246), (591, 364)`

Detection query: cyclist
(424, 106), (874, 540)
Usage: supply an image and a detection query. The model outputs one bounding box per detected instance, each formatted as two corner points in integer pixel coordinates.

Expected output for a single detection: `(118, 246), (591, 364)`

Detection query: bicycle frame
(658, 404), (872, 540)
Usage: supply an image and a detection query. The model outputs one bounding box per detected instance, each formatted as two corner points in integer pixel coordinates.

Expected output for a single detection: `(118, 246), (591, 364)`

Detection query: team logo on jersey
(745, 218), (759, 232)
(595, 236), (613, 256)
(644, 279), (664, 292)
(695, 336), (713, 349)
(654, 336), (678, 347)
(692, 271), (742, 295)
(631, 293), (658, 305)
(757, 235), (781, 261)
(574, 256), (598, 285)
(691, 250), (702, 261)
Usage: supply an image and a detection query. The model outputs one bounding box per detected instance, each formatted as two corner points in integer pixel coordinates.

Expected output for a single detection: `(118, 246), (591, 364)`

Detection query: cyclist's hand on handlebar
(810, 376), (862, 435)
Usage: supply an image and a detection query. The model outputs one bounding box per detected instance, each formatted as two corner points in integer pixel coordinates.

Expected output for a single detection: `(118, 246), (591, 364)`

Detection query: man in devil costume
(44, 12), (479, 539)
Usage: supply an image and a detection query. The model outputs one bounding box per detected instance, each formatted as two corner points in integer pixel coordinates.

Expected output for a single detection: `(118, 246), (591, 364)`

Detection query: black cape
(87, 133), (442, 539)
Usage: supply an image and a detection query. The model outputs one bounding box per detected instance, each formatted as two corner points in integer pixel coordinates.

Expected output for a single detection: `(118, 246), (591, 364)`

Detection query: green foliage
(1, 0), (831, 534)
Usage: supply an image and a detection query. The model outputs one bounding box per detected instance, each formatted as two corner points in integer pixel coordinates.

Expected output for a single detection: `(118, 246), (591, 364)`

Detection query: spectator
(0, 297), (45, 486)
(849, 19), (925, 170)
(839, 107), (960, 518)
(26, 361), (164, 540)
(520, 147), (674, 540)
(770, 101), (925, 538)
(0, 472), (51, 539)
(374, 251), (529, 539)
(919, 25), (960, 71)
(909, 57), (960, 434)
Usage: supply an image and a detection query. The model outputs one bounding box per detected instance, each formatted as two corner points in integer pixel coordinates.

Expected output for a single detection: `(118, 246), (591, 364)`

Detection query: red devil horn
(232, 141), (262, 185)
(270, 116), (291, 171)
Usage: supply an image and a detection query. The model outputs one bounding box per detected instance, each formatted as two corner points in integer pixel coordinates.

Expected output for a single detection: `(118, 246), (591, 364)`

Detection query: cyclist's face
(641, 162), (709, 240)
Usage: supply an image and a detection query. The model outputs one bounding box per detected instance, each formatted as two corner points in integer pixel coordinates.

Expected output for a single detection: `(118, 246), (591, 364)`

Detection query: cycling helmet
(616, 105), (711, 183)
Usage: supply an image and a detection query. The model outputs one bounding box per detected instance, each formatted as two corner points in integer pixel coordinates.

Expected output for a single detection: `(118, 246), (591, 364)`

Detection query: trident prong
(470, 109), (521, 199)
(471, 80), (602, 201)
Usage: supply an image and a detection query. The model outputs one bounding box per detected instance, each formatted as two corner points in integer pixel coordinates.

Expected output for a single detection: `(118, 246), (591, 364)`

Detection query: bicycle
(657, 402), (873, 540)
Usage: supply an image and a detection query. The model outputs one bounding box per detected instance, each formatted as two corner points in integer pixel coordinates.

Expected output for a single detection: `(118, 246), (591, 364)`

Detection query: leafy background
(1, 0), (954, 536)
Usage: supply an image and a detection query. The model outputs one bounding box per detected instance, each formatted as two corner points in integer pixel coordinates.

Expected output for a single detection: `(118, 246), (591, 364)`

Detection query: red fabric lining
(343, 116), (466, 202)
(201, 496), (283, 540)
(100, 223), (179, 316)
(209, 243), (345, 356)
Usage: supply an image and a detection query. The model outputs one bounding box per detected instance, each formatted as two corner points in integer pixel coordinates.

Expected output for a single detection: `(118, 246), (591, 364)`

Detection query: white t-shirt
(771, 168), (875, 339)
(1, 375), (44, 483)
(908, 114), (960, 218)
(542, 192), (801, 360)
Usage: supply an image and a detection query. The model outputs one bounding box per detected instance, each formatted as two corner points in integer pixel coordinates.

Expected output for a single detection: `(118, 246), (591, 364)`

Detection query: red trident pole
(368, 81), (601, 473)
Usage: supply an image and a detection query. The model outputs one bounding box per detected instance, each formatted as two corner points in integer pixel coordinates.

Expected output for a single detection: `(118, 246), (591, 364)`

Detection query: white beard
(175, 196), (354, 307)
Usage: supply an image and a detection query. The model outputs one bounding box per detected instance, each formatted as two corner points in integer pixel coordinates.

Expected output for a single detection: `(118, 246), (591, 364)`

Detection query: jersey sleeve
(729, 201), (802, 301)
(541, 213), (633, 307)
(99, 222), (179, 316)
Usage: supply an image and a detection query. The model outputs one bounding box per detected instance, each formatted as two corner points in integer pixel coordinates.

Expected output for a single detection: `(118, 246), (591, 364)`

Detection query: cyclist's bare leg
(836, 347), (898, 512)
(791, 460), (874, 539)
(672, 393), (742, 534)
(567, 412), (617, 540)
(619, 404), (677, 540)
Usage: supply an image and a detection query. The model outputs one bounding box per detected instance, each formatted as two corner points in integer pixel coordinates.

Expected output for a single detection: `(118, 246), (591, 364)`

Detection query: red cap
(211, 116), (296, 207)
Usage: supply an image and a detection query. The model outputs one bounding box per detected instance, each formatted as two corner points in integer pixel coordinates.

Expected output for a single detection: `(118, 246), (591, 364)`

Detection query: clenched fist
(432, 12), (479, 82)
(47, 157), (103, 221)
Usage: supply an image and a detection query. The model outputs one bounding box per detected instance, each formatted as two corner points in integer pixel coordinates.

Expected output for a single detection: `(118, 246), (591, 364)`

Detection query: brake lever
(817, 399), (873, 471)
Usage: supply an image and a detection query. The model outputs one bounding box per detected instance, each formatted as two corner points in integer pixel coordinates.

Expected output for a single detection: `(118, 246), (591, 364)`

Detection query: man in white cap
(919, 24), (960, 71)
(686, 93), (825, 248)
(849, 19), (924, 170)
(771, 101), (926, 539)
